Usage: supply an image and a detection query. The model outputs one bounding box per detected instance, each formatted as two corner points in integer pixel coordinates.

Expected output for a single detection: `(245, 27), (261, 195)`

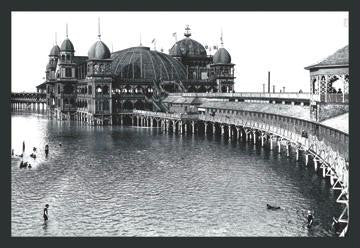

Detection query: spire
(55, 32), (57, 45)
(220, 28), (224, 47)
(97, 17), (101, 40)
(140, 33), (142, 46)
(66, 23), (68, 38)
(184, 24), (191, 37)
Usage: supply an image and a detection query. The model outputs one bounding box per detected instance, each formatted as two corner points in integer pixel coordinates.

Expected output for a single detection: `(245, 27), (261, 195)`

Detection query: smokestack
(282, 86), (285, 93)
(262, 84), (266, 93)
(268, 71), (271, 93)
(273, 85), (275, 93)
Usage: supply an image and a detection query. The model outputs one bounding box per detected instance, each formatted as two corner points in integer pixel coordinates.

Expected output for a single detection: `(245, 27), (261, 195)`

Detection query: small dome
(60, 38), (75, 52)
(49, 45), (60, 56)
(111, 46), (186, 81)
(213, 48), (231, 64)
(88, 40), (111, 60)
(169, 38), (207, 57)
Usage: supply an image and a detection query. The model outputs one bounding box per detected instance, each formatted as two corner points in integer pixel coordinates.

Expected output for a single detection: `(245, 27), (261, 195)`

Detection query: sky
(11, 12), (348, 93)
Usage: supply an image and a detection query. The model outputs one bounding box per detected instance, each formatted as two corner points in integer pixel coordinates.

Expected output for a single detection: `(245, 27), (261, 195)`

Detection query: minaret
(58, 23), (75, 79)
(86, 18), (113, 125)
(211, 29), (235, 93)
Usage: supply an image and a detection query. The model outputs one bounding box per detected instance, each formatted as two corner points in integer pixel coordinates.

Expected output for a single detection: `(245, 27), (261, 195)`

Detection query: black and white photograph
(10, 11), (349, 237)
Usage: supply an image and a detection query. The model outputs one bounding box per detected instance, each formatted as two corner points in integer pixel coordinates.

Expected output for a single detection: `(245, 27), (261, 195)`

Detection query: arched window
(88, 85), (92, 94)
(123, 101), (133, 110)
(312, 78), (317, 94)
(134, 100), (144, 110)
(102, 85), (109, 95)
(96, 86), (102, 94)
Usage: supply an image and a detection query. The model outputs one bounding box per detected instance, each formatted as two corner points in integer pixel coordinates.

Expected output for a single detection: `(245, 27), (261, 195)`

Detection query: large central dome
(111, 46), (186, 81)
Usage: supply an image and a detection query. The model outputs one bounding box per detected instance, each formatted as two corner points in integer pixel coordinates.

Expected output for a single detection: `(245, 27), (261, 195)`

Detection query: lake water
(11, 111), (341, 236)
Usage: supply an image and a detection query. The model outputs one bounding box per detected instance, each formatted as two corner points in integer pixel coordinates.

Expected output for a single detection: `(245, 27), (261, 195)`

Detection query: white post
(330, 170), (335, 185)
(286, 144), (290, 157)
(296, 149), (299, 161)
(278, 140), (281, 154)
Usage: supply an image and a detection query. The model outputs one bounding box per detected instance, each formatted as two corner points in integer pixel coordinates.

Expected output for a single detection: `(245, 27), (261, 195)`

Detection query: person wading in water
(307, 210), (314, 228)
(43, 204), (49, 221)
(45, 144), (49, 157)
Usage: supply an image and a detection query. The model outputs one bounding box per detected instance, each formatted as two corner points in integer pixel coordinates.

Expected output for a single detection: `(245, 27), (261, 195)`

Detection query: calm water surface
(11, 111), (341, 236)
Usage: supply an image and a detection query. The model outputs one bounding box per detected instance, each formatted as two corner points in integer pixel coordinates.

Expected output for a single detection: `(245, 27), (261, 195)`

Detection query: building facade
(37, 25), (236, 125)
(305, 45), (349, 121)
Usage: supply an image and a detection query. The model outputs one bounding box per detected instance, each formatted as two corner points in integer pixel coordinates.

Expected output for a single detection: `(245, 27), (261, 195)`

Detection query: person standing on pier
(43, 204), (49, 221)
(22, 141), (25, 153)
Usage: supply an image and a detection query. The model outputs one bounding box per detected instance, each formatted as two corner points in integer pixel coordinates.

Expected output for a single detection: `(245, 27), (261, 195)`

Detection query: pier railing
(169, 92), (311, 100)
(132, 110), (198, 120)
(200, 111), (348, 158)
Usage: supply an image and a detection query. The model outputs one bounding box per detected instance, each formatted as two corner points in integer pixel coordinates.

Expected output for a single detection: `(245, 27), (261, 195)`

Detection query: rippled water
(11, 111), (341, 236)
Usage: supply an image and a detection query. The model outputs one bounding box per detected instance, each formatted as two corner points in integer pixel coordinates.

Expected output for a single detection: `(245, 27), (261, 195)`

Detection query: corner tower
(82, 18), (113, 125)
(210, 31), (235, 92)
(54, 24), (78, 120)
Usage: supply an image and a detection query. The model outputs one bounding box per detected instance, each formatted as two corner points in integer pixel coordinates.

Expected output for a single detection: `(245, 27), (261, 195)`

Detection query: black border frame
(1, 0), (359, 247)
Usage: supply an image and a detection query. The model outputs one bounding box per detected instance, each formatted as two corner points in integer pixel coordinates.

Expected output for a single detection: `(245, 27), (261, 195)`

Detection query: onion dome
(213, 48), (231, 64)
(60, 38), (74, 52)
(49, 45), (60, 57)
(111, 46), (186, 81)
(169, 25), (207, 57)
(88, 40), (111, 60)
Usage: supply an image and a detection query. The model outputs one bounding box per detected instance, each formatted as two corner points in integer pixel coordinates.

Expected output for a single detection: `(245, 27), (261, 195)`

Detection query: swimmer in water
(267, 204), (281, 210)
